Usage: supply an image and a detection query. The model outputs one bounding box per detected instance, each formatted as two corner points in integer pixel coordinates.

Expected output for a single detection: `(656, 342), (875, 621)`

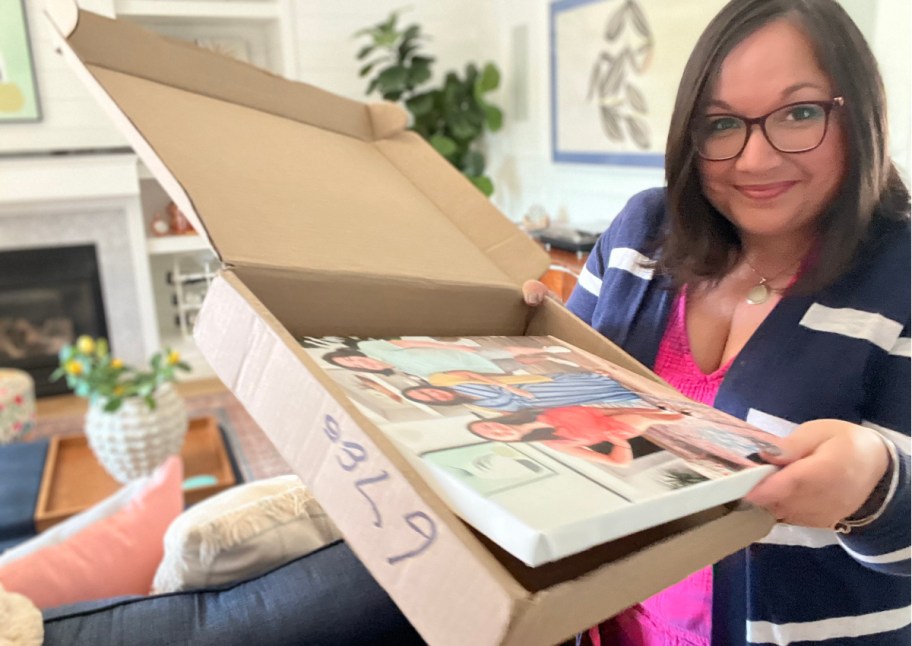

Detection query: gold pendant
(746, 283), (771, 305)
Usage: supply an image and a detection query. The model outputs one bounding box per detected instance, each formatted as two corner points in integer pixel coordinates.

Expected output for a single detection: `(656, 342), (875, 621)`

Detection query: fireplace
(0, 245), (109, 397)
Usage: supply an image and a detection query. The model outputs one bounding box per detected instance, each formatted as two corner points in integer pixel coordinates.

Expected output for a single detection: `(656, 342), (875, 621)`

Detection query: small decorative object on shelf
(51, 336), (192, 483)
(0, 368), (36, 444)
(151, 201), (197, 237)
(150, 209), (172, 237)
(168, 201), (195, 235)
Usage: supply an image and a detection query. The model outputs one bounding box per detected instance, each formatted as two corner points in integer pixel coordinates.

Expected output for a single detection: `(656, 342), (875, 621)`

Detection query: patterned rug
(29, 390), (292, 482)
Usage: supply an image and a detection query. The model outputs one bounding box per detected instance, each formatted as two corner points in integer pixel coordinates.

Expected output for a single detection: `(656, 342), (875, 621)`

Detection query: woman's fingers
(522, 280), (558, 306)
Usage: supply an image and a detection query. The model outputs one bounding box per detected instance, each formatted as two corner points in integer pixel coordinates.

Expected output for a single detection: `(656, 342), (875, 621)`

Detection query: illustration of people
(401, 371), (645, 413)
(467, 405), (685, 466)
(321, 337), (572, 380)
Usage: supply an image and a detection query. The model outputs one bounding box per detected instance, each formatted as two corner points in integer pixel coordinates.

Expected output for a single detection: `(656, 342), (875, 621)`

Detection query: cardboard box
(44, 4), (774, 644)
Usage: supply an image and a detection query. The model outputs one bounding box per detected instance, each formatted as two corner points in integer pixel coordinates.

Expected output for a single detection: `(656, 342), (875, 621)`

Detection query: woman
(467, 405), (684, 466)
(525, 0), (910, 644)
(401, 370), (643, 412)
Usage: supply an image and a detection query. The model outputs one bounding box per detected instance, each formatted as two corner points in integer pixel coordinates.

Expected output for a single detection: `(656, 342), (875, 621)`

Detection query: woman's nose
(734, 124), (781, 170)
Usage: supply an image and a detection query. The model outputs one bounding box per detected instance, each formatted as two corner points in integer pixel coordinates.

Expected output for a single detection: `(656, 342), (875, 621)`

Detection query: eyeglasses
(693, 97), (844, 161)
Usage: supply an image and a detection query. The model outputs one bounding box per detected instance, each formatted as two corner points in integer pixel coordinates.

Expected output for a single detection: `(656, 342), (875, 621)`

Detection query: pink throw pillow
(0, 456), (184, 609)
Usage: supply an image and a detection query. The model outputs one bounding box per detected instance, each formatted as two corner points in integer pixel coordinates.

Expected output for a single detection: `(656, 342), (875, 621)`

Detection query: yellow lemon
(111, 358), (124, 370)
(167, 350), (181, 365)
(65, 360), (83, 376)
(113, 385), (125, 396)
(76, 336), (95, 355)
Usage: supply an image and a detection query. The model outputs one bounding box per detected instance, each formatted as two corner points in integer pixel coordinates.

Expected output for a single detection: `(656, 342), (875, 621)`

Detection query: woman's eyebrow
(704, 82), (830, 112)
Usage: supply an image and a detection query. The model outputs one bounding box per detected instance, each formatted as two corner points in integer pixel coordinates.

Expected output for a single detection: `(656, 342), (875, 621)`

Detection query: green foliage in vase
(355, 10), (504, 197)
(51, 336), (191, 413)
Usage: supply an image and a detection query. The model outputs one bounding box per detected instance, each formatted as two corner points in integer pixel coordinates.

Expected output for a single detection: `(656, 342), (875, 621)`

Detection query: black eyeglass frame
(693, 96), (845, 161)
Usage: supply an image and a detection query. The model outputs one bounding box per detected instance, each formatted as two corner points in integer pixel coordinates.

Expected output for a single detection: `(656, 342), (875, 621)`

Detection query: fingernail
(763, 446), (783, 457)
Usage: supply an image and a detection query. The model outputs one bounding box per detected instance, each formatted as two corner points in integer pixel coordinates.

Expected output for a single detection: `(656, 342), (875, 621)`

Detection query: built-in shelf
(147, 235), (212, 255)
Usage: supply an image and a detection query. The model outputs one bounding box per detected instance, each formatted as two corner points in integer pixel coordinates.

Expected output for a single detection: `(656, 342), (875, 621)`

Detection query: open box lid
(43, 1), (551, 292)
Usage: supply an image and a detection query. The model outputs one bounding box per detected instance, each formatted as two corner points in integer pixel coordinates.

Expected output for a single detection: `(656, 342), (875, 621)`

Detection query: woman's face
(697, 19), (847, 243)
(470, 420), (528, 442)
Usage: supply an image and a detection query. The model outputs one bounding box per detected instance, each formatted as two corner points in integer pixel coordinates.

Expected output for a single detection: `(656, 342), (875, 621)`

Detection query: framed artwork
(550, 0), (726, 166)
(0, 0), (41, 122)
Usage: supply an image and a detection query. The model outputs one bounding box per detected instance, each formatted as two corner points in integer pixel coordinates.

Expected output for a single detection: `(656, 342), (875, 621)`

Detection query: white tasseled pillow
(152, 475), (342, 593)
(0, 583), (43, 646)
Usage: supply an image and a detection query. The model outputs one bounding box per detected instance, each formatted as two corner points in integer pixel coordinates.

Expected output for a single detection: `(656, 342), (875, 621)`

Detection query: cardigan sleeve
(837, 321), (911, 576)
(566, 188), (666, 325)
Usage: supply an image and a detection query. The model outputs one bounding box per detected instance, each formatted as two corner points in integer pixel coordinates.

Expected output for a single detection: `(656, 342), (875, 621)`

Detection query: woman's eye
(708, 117), (741, 132)
(785, 105), (824, 121)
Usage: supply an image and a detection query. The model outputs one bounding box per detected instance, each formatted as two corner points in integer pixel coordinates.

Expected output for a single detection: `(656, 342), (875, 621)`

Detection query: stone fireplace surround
(0, 152), (158, 369)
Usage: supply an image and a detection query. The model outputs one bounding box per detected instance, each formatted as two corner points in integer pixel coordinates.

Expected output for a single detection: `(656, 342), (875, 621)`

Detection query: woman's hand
(522, 280), (559, 306)
(744, 419), (890, 529)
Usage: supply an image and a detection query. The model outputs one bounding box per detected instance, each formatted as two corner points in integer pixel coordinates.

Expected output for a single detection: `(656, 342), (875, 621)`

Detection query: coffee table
(33, 416), (237, 532)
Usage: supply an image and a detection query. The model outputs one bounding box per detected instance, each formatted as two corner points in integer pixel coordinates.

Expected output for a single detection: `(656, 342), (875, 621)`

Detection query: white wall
(289, 0), (496, 101)
(485, 0), (911, 232)
(0, 0), (124, 154)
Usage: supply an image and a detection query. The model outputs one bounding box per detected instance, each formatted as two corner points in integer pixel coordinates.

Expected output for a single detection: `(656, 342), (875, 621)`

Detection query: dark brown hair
(322, 348), (394, 375)
(661, 0), (910, 292)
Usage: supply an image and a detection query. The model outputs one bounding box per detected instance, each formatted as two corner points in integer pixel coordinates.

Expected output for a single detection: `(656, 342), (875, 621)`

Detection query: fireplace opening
(0, 245), (109, 397)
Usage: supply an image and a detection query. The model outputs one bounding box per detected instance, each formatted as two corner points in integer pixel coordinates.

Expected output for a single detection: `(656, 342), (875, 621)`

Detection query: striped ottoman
(0, 369), (36, 444)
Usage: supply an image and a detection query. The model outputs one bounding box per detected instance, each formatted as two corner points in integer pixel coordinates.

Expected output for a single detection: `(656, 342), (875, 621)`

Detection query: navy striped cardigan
(566, 188), (911, 645)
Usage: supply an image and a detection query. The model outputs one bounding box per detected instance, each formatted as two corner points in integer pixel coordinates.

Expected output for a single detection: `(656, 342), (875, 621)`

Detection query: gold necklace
(744, 258), (797, 305)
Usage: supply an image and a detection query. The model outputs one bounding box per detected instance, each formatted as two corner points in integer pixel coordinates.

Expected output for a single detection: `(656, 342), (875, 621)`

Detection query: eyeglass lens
(696, 103), (829, 160)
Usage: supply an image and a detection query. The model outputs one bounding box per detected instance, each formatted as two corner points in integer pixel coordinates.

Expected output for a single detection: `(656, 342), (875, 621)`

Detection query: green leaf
(356, 44), (375, 60)
(103, 398), (121, 413)
(462, 150), (485, 177)
(469, 175), (494, 197)
(377, 66), (408, 93)
(406, 92), (436, 116)
(448, 113), (479, 141)
(478, 62), (500, 92)
(366, 78), (380, 96)
(359, 61), (379, 78)
(483, 104), (503, 131)
(408, 57), (432, 85)
(429, 134), (458, 158)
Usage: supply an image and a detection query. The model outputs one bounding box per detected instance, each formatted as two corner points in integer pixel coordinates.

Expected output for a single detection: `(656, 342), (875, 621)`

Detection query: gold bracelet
(833, 436), (900, 534)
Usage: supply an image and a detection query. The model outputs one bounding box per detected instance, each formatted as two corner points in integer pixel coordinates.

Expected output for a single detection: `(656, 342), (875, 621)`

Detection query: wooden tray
(34, 416), (236, 532)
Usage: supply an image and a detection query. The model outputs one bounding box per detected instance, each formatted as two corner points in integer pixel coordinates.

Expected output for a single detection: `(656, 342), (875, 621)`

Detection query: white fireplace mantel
(0, 152), (159, 367)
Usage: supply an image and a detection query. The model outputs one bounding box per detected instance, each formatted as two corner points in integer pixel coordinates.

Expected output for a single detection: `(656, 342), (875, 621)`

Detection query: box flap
(44, 3), (550, 289)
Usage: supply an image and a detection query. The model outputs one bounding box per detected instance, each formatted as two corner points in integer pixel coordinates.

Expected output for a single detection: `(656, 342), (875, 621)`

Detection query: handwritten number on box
(323, 414), (437, 564)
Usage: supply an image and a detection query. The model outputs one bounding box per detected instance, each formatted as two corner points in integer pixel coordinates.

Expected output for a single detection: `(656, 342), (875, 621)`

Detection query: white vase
(85, 382), (189, 483)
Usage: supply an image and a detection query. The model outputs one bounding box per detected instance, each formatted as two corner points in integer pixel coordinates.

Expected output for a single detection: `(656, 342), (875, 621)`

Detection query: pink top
(592, 290), (727, 646)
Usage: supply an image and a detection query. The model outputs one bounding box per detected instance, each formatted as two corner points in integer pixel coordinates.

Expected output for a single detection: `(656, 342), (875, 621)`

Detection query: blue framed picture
(550, 0), (725, 166)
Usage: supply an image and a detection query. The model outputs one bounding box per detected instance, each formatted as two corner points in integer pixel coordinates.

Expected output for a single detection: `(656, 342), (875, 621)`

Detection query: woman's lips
(735, 181), (797, 200)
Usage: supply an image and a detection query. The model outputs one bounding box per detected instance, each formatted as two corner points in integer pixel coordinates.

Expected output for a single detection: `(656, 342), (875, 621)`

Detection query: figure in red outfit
(467, 405), (685, 466)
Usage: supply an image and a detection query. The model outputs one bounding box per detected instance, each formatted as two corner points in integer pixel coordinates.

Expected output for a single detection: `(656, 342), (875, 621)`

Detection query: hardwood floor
(36, 377), (228, 420)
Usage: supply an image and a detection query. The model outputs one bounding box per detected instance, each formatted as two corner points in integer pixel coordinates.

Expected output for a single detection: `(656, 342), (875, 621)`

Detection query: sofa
(0, 440), (425, 645)
(42, 541), (425, 645)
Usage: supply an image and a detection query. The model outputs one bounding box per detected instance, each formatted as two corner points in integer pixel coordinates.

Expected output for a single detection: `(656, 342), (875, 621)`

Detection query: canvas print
(0, 0), (41, 122)
(550, 0), (727, 166)
(302, 335), (780, 566)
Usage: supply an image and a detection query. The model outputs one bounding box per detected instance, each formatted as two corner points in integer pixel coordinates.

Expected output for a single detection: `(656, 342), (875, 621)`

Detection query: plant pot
(84, 382), (188, 483)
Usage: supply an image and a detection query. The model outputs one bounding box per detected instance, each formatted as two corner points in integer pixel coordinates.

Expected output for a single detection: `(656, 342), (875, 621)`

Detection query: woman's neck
(739, 230), (817, 278)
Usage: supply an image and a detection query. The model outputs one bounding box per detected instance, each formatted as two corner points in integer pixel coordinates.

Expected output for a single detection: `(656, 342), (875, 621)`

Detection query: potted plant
(355, 11), (504, 197)
(52, 336), (191, 483)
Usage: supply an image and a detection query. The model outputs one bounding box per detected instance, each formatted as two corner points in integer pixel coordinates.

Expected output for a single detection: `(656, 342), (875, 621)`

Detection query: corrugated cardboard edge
(195, 272), (532, 646)
(504, 504), (773, 645)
